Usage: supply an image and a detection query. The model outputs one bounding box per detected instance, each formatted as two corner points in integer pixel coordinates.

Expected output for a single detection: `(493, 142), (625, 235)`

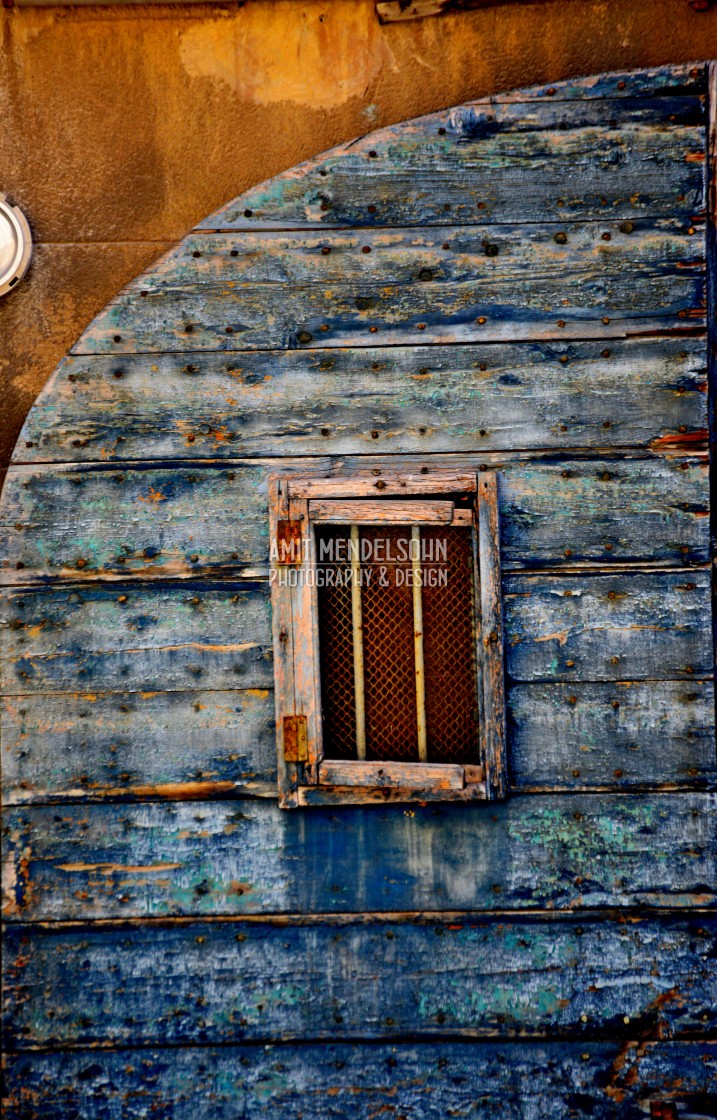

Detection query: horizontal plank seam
(4, 1038), (716, 1060)
(195, 211), (708, 235)
(5, 447), (709, 472)
(69, 328), (708, 359)
(6, 905), (717, 931)
(7, 1027), (717, 1056)
(5, 782), (716, 810)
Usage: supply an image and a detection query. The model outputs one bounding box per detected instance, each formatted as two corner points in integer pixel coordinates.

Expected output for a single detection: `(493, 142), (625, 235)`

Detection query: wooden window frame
(269, 470), (507, 808)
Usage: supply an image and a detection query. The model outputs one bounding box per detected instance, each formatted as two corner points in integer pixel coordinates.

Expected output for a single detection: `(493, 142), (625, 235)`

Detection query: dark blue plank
(4, 1040), (716, 1120)
(3, 793), (715, 920)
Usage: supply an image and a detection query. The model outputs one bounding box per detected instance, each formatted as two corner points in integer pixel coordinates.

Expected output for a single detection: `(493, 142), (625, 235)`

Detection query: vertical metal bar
(350, 524), (367, 760)
(411, 525), (428, 762)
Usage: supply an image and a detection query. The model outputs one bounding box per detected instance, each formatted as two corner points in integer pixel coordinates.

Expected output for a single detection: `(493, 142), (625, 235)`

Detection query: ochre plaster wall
(1, 0), (716, 475)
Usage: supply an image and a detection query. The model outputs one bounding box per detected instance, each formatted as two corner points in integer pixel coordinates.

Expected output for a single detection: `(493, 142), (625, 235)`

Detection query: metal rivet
(192, 250), (202, 258)
(376, 480), (386, 490)
(417, 323), (426, 330)
(187, 435), (195, 443)
(243, 209), (253, 218)
(230, 249), (238, 257)
(438, 127), (446, 135)
(442, 242), (450, 250)
(602, 317), (610, 325)
(615, 770), (624, 779)
(605, 543), (614, 551)
(554, 232), (567, 244)
(557, 320), (566, 328)
(566, 659), (574, 667)
(190, 554), (199, 563)
(573, 769), (580, 777)
(369, 326), (378, 333)
(368, 205), (377, 214)
(298, 331), (313, 344)
(76, 558), (86, 569)
(477, 316), (487, 325)
(601, 232), (611, 241)
(321, 428), (330, 437)
(368, 150), (378, 158)
(546, 87), (556, 96)
(361, 246), (371, 254)
(225, 326), (233, 334)
(611, 656), (620, 665)
(564, 548), (572, 557)
(559, 355), (569, 363)
(320, 203), (329, 212)
(113, 335), (121, 343)
(620, 221), (634, 234)
(185, 324), (194, 333)
(601, 349), (610, 358)
(371, 430), (379, 439)
(603, 421), (611, 429)
(617, 80), (626, 90)
(568, 695), (577, 705)
(321, 247), (330, 255)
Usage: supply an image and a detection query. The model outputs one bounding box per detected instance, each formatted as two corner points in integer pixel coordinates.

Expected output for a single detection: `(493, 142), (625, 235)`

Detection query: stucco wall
(1, 0), (716, 477)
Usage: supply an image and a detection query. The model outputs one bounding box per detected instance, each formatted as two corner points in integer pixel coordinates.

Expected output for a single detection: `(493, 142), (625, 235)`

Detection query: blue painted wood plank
(195, 98), (704, 231)
(15, 338), (708, 464)
(2, 679), (714, 806)
(1, 571), (710, 696)
(3, 914), (714, 1047)
(3, 1040), (715, 1120)
(0, 456), (709, 582)
(74, 217), (705, 352)
(3, 793), (714, 920)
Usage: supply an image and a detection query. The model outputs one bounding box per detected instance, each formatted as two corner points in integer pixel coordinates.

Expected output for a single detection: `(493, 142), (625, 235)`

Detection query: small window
(269, 470), (507, 808)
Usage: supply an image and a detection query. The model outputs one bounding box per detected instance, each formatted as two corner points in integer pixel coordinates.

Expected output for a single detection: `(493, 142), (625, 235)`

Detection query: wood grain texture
(1, 571), (709, 697)
(17, 339), (707, 464)
(479, 471), (507, 799)
(3, 1040), (715, 1120)
(3, 793), (714, 920)
(508, 680), (717, 790)
(308, 498), (456, 522)
(3, 914), (715, 1047)
(195, 98), (704, 231)
(1, 689), (276, 805)
(0, 455), (708, 582)
(504, 570), (711, 681)
(318, 760), (466, 790)
(2, 679), (713, 806)
(0, 582), (274, 695)
(75, 219), (705, 353)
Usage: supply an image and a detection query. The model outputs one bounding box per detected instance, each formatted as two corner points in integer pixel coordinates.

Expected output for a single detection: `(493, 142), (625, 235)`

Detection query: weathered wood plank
(505, 570), (712, 681)
(0, 455), (708, 583)
(125, 219), (706, 288)
(1, 571), (709, 698)
(75, 257), (704, 354)
(0, 582), (273, 695)
(17, 339), (708, 463)
(3, 1040), (715, 1120)
(509, 680), (716, 789)
(196, 99), (704, 231)
(3, 914), (715, 1048)
(2, 679), (713, 805)
(1, 689), (276, 804)
(3, 793), (714, 920)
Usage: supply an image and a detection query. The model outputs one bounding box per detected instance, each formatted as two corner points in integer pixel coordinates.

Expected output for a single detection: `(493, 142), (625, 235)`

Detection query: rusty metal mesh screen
(421, 527), (480, 763)
(362, 527), (418, 761)
(315, 527), (357, 759)
(317, 522), (479, 764)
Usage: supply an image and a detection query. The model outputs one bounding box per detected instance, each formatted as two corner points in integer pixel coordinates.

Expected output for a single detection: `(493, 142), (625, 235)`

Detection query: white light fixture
(0, 194), (32, 297)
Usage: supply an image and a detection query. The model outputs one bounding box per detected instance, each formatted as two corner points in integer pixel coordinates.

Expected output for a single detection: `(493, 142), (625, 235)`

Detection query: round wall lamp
(0, 194), (32, 298)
